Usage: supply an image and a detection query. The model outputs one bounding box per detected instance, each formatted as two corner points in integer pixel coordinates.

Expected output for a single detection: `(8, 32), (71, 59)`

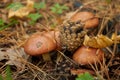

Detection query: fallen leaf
(0, 48), (29, 70)
(8, 0), (34, 18)
(111, 33), (120, 43)
(83, 35), (113, 48)
(65, 11), (76, 20)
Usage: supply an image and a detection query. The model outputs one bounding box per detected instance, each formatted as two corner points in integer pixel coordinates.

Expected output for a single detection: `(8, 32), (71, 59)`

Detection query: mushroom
(70, 11), (99, 28)
(73, 46), (104, 65)
(24, 30), (61, 61)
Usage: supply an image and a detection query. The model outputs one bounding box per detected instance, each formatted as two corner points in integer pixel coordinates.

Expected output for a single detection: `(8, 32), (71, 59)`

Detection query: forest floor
(0, 0), (120, 80)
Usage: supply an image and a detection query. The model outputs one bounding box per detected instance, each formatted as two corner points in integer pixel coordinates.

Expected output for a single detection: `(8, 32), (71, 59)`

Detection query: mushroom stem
(42, 53), (51, 61)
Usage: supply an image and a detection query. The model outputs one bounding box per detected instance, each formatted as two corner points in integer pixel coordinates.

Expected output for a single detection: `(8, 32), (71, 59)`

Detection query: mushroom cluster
(24, 9), (104, 66)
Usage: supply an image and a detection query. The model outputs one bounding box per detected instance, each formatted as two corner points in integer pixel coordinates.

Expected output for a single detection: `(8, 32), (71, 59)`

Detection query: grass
(0, 65), (13, 80)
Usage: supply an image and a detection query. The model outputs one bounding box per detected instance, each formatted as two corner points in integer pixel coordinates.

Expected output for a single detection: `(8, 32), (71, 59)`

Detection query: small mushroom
(70, 11), (99, 28)
(73, 46), (104, 65)
(24, 30), (61, 61)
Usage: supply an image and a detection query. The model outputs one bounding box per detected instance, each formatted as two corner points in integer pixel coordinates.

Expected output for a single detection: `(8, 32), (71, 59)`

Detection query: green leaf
(7, 2), (23, 11)
(61, 5), (69, 10)
(50, 3), (69, 14)
(0, 18), (4, 26)
(57, 9), (63, 14)
(76, 72), (94, 80)
(28, 13), (42, 21)
(34, 1), (46, 10)
(5, 65), (13, 80)
(27, 13), (42, 25)
(54, 3), (61, 9)
(50, 7), (56, 12)
(0, 75), (3, 80)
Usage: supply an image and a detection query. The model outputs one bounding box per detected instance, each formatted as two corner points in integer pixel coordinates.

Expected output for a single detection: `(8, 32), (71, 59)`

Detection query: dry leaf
(0, 48), (29, 70)
(65, 11), (76, 19)
(8, 0), (34, 18)
(83, 35), (113, 48)
(111, 33), (120, 43)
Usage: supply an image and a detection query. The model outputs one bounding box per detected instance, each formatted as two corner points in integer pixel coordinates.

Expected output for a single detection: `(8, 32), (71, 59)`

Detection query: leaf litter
(0, 0), (120, 80)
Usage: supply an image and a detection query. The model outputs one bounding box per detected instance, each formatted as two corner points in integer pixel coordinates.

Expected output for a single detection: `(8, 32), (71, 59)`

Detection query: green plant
(5, 65), (13, 80)
(50, 3), (69, 14)
(75, 72), (94, 80)
(27, 13), (42, 25)
(0, 19), (18, 31)
(0, 75), (3, 80)
(0, 65), (13, 80)
(7, 2), (23, 11)
(34, 1), (46, 10)
(0, 18), (4, 26)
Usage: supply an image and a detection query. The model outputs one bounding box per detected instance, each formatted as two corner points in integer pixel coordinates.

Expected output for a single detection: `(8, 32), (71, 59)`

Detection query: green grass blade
(0, 19), (18, 31)
(5, 65), (13, 80)
(0, 75), (3, 80)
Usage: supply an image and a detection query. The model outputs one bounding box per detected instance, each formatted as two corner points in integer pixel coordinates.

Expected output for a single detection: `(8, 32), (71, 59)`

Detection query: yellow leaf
(8, 0), (34, 18)
(111, 33), (120, 43)
(83, 35), (113, 48)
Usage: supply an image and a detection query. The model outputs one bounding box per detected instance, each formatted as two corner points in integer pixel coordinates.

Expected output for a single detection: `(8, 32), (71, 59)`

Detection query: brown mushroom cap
(73, 46), (104, 65)
(24, 31), (60, 56)
(70, 12), (99, 28)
